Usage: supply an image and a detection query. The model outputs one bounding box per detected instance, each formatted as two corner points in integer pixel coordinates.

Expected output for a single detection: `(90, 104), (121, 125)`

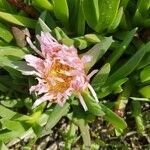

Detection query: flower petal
(32, 94), (53, 108)
(24, 54), (45, 74)
(77, 93), (88, 111)
(88, 84), (99, 103)
(26, 36), (44, 57)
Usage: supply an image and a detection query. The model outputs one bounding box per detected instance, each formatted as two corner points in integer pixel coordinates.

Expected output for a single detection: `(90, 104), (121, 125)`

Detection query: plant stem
(132, 101), (145, 133)
(115, 81), (132, 117)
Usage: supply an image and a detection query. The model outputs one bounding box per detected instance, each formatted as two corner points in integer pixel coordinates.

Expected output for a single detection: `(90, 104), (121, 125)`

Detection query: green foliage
(32, 0), (53, 11)
(53, 0), (69, 25)
(41, 103), (70, 137)
(0, 11), (36, 28)
(0, 0), (149, 149)
(0, 23), (13, 43)
(83, 0), (122, 33)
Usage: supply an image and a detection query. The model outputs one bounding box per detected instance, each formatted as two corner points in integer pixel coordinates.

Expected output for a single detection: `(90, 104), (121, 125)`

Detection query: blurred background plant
(0, 0), (150, 149)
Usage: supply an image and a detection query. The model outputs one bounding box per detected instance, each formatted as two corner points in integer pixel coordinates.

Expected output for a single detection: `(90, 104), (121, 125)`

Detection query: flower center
(46, 60), (73, 93)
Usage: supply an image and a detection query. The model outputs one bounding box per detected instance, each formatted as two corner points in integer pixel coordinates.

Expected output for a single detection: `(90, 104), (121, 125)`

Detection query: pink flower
(25, 32), (98, 110)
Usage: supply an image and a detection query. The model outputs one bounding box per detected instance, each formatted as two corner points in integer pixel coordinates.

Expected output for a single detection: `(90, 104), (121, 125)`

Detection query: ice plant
(25, 32), (99, 110)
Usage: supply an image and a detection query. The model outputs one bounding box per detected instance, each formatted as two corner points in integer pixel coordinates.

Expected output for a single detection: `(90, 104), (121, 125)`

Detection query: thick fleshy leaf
(97, 78), (128, 98)
(82, 0), (99, 30)
(0, 23), (13, 43)
(0, 141), (8, 150)
(106, 42), (150, 86)
(40, 102), (70, 137)
(81, 91), (105, 116)
(139, 85), (150, 98)
(137, 54), (150, 69)
(107, 28), (137, 67)
(0, 46), (29, 59)
(96, 0), (121, 32)
(76, 118), (91, 148)
(107, 7), (123, 32)
(33, 0), (53, 11)
(0, 120), (27, 142)
(0, 105), (16, 119)
(101, 104), (127, 130)
(53, 0), (69, 24)
(76, 0), (85, 35)
(83, 0), (121, 33)
(36, 11), (56, 34)
(0, 11), (36, 28)
(92, 63), (111, 88)
(81, 36), (113, 72)
(84, 34), (101, 43)
(140, 65), (150, 82)
(0, 57), (36, 76)
(1, 119), (25, 132)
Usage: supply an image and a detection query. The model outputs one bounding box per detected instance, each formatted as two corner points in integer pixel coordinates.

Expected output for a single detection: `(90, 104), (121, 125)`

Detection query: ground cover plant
(0, 0), (150, 149)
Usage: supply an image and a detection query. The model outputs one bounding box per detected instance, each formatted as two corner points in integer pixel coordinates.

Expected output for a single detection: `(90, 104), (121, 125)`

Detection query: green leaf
(33, 0), (53, 11)
(75, 0), (85, 35)
(107, 28), (137, 67)
(139, 85), (150, 98)
(0, 23), (13, 43)
(97, 78), (128, 98)
(101, 104), (127, 130)
(95, 0), (121, 33)
(81, 91), (105, 116)
(77, 118), (91, 149)
(82, 0), (99, 30)
(0, 46), (29, 59)
(106, 42), (150, 85)
(0, 105), (16, 119)
(0, 39), (8, 46)
(140, 65), (150, 82)
(135, 0), (150, 17)
(0, 119), (29, 142)
(92, 63), (111, 88)
(0, 131), (20, 142)
(84, 34), (101, 43)
(36, 11), (56, 34)
(68, 0), (85, 35)
(81, 36), (113, 72)
(73, 37), (89, 50)
(0, 11), (36, 28)
(137, 53), (150, 69)
(107, 7), (123, 32)
(0, 57), (36, 76)
(53, 27), (68, 41)
(53, 0), (69, 24)
(1, 119), (25, 132)
(0, 141), (8, 150)
(36, 18), (51, 34)
(120, 0), (130, 9)
(40, 102), (70, 137)
(69, 106), (92, 149)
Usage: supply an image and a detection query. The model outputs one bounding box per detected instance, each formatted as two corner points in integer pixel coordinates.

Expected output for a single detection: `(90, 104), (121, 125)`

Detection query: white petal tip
(32, 99), (43, 109)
